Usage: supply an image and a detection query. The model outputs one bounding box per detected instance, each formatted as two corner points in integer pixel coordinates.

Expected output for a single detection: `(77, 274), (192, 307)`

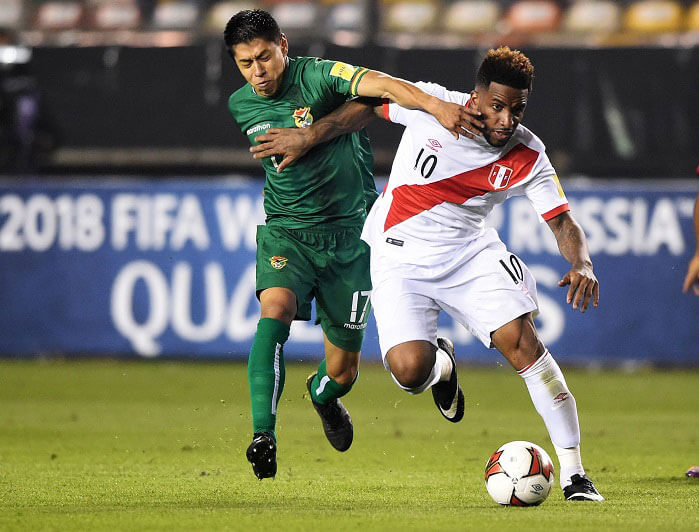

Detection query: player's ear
(280, 34), (288, 56)
(469, 90), (479, 108)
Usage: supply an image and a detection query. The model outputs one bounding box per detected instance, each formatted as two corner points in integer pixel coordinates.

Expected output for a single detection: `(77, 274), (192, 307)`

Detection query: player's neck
(251, 57), (291, 98)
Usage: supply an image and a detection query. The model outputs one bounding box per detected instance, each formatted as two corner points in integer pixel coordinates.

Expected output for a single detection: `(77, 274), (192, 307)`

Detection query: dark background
(4, 42), (697, 177)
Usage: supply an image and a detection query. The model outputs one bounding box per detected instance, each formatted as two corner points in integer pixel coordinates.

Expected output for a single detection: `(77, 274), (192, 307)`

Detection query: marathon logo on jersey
(293, 107), (314, 128)
(246, 123), (271, 136)
(270, 256), (288, 270)
(343, 322), (367, 330)
(330, 61), (356, 81)
(488, 163), (514, 190)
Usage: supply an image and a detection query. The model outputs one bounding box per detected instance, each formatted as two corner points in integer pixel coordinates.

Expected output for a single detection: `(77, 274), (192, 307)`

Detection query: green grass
(1, 360), (697, 531)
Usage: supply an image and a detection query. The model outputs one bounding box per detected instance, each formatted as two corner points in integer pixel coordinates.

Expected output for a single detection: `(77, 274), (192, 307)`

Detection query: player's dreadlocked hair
(224, 9), (281, 49)
(476, 47), (534, 92)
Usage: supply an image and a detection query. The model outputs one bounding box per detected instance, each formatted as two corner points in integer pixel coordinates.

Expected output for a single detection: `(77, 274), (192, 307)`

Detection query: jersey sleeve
(522, 151), (570, 222)
(308, 58), (371, 99)
(382, 81), (469, 126)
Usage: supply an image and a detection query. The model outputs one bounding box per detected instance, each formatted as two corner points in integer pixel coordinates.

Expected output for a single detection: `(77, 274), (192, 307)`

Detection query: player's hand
(682, 254), (699, 296)
(433, 100), (483, 140)
(558, 262), (599, 312)
(250, 128), (312, 173)
(461, 104), (484, 139)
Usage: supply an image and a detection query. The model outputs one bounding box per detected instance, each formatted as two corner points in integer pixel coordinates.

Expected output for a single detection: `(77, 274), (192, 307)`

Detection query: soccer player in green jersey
(224, 9), (479, 480)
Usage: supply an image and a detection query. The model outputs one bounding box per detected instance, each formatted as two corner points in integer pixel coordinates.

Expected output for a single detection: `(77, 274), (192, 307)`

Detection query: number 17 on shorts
(348, 290), (371, 327)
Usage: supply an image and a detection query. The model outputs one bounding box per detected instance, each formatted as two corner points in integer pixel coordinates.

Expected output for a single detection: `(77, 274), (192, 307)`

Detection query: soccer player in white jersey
(249, 47), (603, 502)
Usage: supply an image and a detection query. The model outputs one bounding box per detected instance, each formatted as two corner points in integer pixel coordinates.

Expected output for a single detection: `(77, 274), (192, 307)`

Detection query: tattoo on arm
(548, 213), (591, 267)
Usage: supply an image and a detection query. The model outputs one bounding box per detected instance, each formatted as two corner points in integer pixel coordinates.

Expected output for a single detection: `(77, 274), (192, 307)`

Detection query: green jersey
(354, 128), (378, 214)
(229, 56), (378, 229)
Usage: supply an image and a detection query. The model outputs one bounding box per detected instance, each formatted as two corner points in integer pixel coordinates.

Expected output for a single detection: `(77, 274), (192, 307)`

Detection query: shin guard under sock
(308, 359), (355, 404)
(518, 350), (581, 450)
(247, 318), (290, 438)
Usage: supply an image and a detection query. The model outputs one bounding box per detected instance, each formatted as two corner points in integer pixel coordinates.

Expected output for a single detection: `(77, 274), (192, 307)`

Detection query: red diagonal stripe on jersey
(384, 143), (539, 231)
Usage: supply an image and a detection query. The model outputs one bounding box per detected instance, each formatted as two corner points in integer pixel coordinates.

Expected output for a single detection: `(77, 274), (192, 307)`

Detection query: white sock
(390, 346), (452, 394)
(518, 350), (583, 487)
(554, 443), (586, 488)
(435, 347), (453, 381)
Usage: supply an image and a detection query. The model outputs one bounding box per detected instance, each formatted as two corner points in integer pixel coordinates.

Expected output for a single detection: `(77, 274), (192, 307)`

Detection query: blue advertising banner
(0, 177), (697, 365)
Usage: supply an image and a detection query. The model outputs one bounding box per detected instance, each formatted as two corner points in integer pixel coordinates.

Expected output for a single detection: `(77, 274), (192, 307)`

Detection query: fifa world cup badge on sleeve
(329, 62), (356, 81)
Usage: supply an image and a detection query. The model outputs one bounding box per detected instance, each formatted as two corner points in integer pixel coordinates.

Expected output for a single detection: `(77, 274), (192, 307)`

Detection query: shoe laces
(570, 474), (594, 490)
(319, 400), (343, 425)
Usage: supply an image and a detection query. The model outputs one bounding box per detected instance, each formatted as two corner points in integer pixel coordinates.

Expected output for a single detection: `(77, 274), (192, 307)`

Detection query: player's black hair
(223, 9), (282, 58)
(476, 46), (534, 92)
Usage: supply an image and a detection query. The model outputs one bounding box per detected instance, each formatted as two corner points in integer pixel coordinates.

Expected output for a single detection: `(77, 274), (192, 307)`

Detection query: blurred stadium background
(0, 0), (697, 365)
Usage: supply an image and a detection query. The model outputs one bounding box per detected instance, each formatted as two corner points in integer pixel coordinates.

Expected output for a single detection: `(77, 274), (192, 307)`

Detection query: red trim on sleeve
(382, 99), (391, 121)
(542, 203), (570, 221)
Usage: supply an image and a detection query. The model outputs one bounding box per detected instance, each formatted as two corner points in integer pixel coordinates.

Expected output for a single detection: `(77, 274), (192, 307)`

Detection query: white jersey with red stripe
(361, 82), (569, 262)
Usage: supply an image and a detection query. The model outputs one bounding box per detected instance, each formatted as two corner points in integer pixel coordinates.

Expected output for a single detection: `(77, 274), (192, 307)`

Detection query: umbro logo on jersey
(488, 163), (513, 190)
(293, 107), (314, 128)
(427, 139), (442, 150)
(270, 256), (288, 269)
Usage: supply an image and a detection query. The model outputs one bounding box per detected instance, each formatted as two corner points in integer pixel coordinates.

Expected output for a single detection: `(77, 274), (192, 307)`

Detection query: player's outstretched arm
(682, 192), (699, 295)
(355, 70), (483, 140)
(250, 99), (377, 172)
(546, 211), (600, 313)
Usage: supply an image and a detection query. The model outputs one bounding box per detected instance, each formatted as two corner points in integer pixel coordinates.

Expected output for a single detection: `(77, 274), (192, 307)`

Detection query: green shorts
(255, 224), (372, 353)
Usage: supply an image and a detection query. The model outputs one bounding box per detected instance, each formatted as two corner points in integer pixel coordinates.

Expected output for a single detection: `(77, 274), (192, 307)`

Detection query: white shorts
(370, 231), (539, 361)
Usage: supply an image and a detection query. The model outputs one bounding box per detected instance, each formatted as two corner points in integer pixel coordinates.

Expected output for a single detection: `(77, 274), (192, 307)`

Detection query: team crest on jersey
(270, 256), (288, 269)
(293, 107), (313, 128)
(488, 163), (514, 190)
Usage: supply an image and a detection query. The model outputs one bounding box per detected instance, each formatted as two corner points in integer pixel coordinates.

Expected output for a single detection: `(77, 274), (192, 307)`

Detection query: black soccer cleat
(563, 474), (605, 501)
(431, 337), (465, 423)
(306, 373), (353, 452)
(246, 432), (277, 480)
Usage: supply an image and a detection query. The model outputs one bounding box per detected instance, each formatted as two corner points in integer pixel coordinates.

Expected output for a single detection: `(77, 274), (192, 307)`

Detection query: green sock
(309, 359), (356, 405)
(248, 318), (290, 439)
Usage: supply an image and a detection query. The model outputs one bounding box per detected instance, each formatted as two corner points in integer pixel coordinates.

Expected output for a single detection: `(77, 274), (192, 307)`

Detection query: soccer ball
(484, 441), (555, 506)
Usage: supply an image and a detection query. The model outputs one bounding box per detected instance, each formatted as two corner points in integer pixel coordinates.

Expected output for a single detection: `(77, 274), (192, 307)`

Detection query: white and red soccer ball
(484, 441), (555, 506)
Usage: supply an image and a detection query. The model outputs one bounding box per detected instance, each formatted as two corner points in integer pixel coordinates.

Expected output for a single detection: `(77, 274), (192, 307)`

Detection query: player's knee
(259, 288), (296, 324)
(388, 357), (430, 390)
(259, 302), (295, 324)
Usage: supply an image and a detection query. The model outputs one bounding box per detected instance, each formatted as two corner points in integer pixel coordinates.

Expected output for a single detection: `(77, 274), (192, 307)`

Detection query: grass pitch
(1, 359), (697, 531)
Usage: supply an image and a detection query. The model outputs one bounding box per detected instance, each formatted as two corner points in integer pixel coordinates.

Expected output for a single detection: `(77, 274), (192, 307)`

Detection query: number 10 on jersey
(414, 148), (438, 179)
